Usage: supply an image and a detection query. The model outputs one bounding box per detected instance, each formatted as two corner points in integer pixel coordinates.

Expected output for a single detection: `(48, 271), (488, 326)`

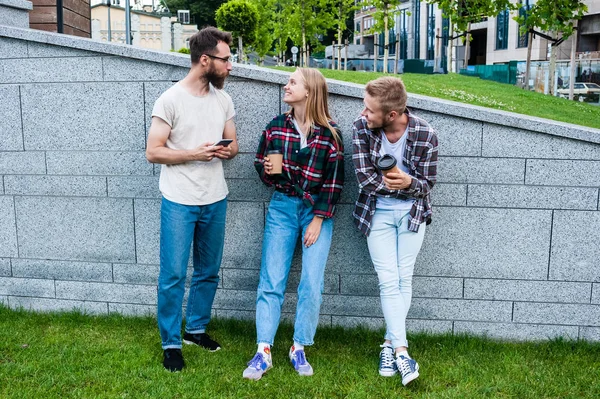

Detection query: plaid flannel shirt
(352, 110), (438, 236)
(254, 113), (344, 218)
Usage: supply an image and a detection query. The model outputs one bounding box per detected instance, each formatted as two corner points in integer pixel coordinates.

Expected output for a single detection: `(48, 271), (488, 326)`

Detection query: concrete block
(417, 111), (482, 156)
(279, 312), (331, 328)
(221, 268), (338, 294)
(339, 156), (359, 205)
(432, 184), (467, 206)
(27, 42), (100, 58)
(0, 258), (9, 276)
(0, 276), (54, 297)
(0, 37), (28, 58)
(409, 298), (512, 322)
(223, 202), (264, 269)
(11, 259), (112, 282)
(550, 211), (600, 282)
(340, 274), (462, 299)
(0, 5), (29, 28)
(113, 263), (159, 285)
(46, 151), (152, 176)
(21, 82), (144, 151)
(0, 295), (6, 305)
(0, 151), (45, 174)
(325, 204), (372, 273)
(437, 157), (525, 184)
(0, 196), (17, 257)
(223, 153), (258, 180)
(133, 199), (161, 265)
(513, 302), (600, 326)
(418, 207), (552, 279)
(332, 315), (384, 330)
(102, 56), (187, 82)
(407, 319), (454, 334)
(108, 176), (160, 198)
(223, 79), (280, 153)
(15, 196), (135, 262)
(0, 58), (103, 83)
(580, 327), (600, 342)
(464, 279), (591, 303)
(321, 294), (382, 317)
(55, 281), (156, 304)
(329, 94), (366, 152)
(0, 86), (23, 150)
(483, 124), (600, 160)
(226, 179), (273, 202)
(108, 303), (156, 317)
(9, 297), (108, 314)
(4, 175), (107, 197)
(213, 288), (255, 311)
(144, 81), (176, 136)
(453, 321), (579, 341)
(593, 284), (600, 304)
(526, 160), (600, 187)
(468, 184), (598, 210)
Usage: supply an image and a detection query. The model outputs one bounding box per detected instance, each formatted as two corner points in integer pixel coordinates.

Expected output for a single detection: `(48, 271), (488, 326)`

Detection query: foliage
(163, 0), (226, 28)
(249, 0), (277, 62)
(429, 0), (515, 34)
(515, 0), (587, 39)
(215, 0), (259, 47)
(177, 47), (191, 54)
(2, 306), (600, 398)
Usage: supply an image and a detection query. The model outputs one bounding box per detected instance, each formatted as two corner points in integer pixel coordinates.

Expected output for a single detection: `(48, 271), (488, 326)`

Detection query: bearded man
(146, 26), (238, 372)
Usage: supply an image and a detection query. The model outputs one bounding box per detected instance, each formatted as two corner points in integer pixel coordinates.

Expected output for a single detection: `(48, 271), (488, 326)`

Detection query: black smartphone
(212, 139), (233, 147)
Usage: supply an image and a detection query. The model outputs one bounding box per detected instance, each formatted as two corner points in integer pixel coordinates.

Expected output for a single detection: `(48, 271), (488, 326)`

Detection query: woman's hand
(263, 156), (274, 175)
(304, 216), (323, 247)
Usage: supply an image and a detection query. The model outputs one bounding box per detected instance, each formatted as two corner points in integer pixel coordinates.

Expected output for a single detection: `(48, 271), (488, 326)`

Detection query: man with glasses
(146, 26), (238, 372)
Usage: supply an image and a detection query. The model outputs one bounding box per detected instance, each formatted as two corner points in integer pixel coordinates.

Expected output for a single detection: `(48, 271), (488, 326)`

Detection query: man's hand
(383, 171), (412, 191)
(304, 216), (323, 247)
(214, 145), (232, 160)
(190, 143), (220, 162)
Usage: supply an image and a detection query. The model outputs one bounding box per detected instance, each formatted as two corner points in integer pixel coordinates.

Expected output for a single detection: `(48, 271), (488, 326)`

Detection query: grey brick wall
(1, 26), (600, 342)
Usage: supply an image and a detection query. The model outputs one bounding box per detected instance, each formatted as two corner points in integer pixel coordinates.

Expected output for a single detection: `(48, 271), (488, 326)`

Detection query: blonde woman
(243, 68), (344, 380)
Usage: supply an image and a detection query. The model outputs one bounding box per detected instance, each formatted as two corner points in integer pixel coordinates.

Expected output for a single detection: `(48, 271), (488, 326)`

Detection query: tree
(367, 0), (402, 73)
(163, 0), (227, 28)
(332, 0), (358, 70)
(215, 0), (259, 62)
(286, 0), (333, 66)
(249, 0), (276, 65)
(515, 0), (587, 96)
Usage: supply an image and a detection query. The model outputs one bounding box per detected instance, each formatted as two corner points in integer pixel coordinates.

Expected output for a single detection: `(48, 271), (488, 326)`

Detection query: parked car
(557, 82), (600, 102)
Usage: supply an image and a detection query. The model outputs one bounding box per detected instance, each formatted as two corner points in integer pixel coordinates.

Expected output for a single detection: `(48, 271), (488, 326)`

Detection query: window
(426, 4), (435, 60)
(177, 10), (190, 25)
(496, 8), (509, 50)
(441, 17), (449, 71)
(414, 0), (420, 58)
(398, 9), (408, 60)
(356, 22), (360, 33)
(517, 0), (530, 48)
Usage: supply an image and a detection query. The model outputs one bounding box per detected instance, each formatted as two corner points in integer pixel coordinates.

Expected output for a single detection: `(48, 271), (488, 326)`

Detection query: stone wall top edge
(0, 0), (32, 10)
(1, 24), (599, 144)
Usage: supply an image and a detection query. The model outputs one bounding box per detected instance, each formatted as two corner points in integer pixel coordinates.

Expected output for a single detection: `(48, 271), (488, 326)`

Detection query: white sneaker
(289, 346), (313, 376)
(242, 352), (272, 381)
(378, 345), (398, 377)
(395, 355), (419, 386)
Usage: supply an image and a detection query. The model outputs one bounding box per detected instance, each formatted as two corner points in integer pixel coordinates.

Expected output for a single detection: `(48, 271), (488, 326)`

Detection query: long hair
(291, 68), (342, 149)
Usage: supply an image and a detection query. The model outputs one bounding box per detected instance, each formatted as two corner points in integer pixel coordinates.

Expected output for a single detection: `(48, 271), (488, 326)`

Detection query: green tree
(366, 0), (402, 73)
(287, 0), (333, 66)
(163, 0), (226, 28)
(215, 0), (260, 62)
(249, 0), (277, 65)
(332, 0), (358, 70)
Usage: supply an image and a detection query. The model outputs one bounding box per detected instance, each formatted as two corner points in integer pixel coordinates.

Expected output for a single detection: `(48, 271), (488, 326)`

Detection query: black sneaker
(183, 332), (221, 351)
(163, 348), (184, 372)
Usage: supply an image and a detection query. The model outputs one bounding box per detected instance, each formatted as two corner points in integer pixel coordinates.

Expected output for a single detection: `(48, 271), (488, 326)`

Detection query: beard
(203, 63), (228, 89)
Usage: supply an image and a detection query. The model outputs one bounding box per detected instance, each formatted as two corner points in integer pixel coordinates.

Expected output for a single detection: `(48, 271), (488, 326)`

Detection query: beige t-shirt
(152, 82), (235, 205)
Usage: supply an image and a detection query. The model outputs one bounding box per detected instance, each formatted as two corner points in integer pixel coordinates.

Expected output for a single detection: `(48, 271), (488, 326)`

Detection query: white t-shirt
(151, 82), (235, 205)
(377, 128), (414, 210)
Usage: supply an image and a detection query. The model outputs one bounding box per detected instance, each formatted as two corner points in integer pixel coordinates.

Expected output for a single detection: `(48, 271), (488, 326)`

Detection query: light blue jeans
(255, 191), (333, 346)
(366, 209), (426, 349)
(157, 196), (227, 349)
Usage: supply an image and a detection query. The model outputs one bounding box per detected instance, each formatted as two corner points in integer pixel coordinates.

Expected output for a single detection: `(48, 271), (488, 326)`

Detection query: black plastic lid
(377, 154), (397, 170)
(267, 149), (282, 155)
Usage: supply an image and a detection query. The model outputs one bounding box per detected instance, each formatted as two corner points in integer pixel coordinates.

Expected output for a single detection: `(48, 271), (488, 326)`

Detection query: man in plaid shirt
(352, 76), (438, 386)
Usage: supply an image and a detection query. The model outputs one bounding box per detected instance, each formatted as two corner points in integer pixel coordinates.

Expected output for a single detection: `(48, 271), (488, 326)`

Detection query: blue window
(496, 8), (509, 50)
(414, 0), (421, 58)
(426, 4), (435, 60)
(517, 0), (531, 48)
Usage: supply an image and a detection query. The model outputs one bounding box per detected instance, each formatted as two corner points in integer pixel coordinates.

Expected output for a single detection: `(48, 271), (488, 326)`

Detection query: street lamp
(104, 0), (112, 42)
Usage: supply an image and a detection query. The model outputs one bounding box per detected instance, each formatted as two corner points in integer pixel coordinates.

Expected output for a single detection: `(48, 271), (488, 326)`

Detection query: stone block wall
(1, 24), (599, 342)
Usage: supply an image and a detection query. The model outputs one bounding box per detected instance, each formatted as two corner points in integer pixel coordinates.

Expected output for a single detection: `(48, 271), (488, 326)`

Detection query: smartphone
(212, 139), (233, 147)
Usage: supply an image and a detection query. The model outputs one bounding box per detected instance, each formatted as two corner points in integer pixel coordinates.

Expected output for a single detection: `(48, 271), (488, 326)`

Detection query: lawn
(1, 306), (599, 398)
(272, 67), (600, 131)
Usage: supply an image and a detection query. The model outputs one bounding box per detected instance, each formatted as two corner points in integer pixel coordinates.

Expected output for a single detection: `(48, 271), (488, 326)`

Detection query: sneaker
(395, 355), (419, 386)
(163, 348), (184, 372)
(289, 346), (313, 376)
(183, 332), (221, 351)
(242, 352), (272, 381)
(378, 345), (398, 377)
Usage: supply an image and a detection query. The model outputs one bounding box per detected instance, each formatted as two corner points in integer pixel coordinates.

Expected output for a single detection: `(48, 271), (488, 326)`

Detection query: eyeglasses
(204, 54), (231, 63)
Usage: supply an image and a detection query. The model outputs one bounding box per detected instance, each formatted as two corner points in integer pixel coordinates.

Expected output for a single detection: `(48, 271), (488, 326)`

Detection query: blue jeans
(366, 209), (426, 349)
(158, 196), (227, 349)
(255, 191), (333, 346)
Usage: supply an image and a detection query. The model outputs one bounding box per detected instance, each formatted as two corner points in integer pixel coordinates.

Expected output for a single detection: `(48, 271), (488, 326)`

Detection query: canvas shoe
(395, 354), (419, 386)
(289, 346), (313, 376)
(183, 332), (221, 352)
(163, 348), (184, 372)
(378, 344), (398, 377)
(243, 351), (273, 381)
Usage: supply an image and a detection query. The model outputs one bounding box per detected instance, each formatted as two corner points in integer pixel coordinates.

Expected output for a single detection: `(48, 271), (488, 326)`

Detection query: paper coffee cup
(377, 154), (400, 177)
(267, 149), (283, 174)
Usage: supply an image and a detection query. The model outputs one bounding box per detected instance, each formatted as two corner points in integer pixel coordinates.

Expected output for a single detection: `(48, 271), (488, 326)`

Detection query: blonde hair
(365, 76), (408, 115)
(289, 68), (342, 149)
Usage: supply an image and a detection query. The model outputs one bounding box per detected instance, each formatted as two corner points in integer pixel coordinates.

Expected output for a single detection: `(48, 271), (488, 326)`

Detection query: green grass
(272, 67), (600, 130)
(1, 306), (600, 398)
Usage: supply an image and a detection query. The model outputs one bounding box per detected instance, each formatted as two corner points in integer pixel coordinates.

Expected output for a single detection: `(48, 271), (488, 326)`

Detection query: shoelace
(294, 350), (308, 366)
(396, 356), (413, 375)
(247, 352), (265, 368)
(379, 346), (395, 368)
